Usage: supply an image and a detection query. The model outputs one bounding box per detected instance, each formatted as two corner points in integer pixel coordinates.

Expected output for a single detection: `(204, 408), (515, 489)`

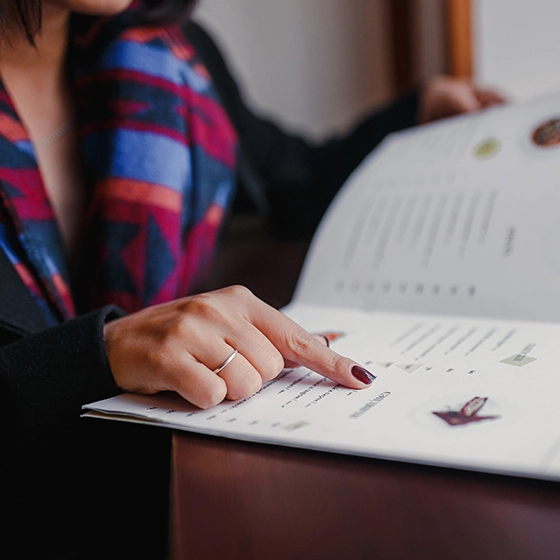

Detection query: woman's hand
(103, 285), (375, 409)
(418, 75), (507, 124)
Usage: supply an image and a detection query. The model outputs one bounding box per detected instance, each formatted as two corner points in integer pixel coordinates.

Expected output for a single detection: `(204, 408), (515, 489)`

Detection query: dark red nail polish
(351, 365), (376, 385)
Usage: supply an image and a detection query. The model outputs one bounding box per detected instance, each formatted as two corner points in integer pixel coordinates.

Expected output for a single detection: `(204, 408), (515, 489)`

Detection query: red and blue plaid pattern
(0, 14), (237, 325)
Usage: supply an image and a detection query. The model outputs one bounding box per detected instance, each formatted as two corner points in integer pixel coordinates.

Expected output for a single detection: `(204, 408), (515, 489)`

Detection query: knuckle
(328, 355), (365, 385)
(179, 294), (225, 325)
(333, 355), (353, 376)
(196, 382), (227, 409)
(226, 373), (262, 401)
(261, 349), (284, 381)
(286, 329), (315, 355)
(224, 284), (253, 300)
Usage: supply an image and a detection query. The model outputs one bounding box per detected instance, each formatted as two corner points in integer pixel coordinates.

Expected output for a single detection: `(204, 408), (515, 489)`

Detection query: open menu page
(85, 304), (560, 481)
(295, 92), (560, 321)
(84, 93), (560, 480)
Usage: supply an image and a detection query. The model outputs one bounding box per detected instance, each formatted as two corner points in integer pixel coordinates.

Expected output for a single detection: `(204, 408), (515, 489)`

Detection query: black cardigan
(0, 246), (172, 559)
(0, 22), (419, 559)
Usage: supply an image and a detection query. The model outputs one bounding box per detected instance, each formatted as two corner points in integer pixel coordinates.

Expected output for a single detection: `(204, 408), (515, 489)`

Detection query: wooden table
(171, 433), (560, 560)
(171, 216), (560, 559)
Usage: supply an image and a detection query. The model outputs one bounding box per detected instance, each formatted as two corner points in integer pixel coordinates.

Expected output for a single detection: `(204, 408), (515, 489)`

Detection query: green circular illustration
(473, 138), (501, 160)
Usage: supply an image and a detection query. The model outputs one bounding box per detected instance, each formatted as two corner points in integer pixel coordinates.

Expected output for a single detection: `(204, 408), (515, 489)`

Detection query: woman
(0, 1), (504, 557)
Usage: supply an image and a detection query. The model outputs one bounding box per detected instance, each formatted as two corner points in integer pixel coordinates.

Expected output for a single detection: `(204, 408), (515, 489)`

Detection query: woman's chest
(34, 128), (87, 259)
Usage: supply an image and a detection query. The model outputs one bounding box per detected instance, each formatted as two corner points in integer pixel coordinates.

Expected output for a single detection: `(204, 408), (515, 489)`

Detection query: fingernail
(351, 365), (376, 385)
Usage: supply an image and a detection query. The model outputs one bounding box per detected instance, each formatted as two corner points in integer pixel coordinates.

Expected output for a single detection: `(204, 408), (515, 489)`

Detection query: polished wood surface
(172, 216), (560, 559)
(172, 433), (560, 560)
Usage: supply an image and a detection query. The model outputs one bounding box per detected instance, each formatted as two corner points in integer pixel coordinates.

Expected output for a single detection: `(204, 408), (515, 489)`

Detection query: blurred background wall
(194, 0), (560, 140)
(194, 0), (447, 140)
(473, 0), (560, 101)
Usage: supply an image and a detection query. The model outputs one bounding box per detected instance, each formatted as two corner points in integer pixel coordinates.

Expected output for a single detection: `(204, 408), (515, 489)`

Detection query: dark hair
(0, 0), (198, 45)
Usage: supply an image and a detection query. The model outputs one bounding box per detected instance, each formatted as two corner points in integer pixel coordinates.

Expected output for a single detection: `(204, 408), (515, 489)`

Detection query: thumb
(451, 84), (483, 113)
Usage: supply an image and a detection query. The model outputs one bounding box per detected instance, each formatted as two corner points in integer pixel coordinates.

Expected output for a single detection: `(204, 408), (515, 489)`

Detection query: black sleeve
(0, 306), (123, 456)
(186, 21), (420, 239)
(0, 308), (171, 559)
(263, 89), (419, 238)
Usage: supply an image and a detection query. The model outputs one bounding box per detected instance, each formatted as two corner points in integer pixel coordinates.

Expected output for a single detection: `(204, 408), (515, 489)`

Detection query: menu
(84, 92), (560, 481)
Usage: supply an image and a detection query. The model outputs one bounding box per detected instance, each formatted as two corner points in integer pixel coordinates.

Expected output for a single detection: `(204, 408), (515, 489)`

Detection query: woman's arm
(1, 289), (373, 555)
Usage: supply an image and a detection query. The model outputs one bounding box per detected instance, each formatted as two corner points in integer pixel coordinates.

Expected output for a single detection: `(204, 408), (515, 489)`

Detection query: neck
(0, 5), (70, 77)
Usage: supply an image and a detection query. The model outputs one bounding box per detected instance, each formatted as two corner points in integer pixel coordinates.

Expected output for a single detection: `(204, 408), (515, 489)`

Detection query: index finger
(247, 299), (375, 389)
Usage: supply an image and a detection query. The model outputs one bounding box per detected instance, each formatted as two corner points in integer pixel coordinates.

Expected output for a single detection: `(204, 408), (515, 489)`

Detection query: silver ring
(213, 349), (238, 374)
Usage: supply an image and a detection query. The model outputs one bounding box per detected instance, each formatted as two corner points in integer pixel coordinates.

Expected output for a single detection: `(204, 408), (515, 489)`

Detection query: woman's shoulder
(70, 11), (210, 87)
